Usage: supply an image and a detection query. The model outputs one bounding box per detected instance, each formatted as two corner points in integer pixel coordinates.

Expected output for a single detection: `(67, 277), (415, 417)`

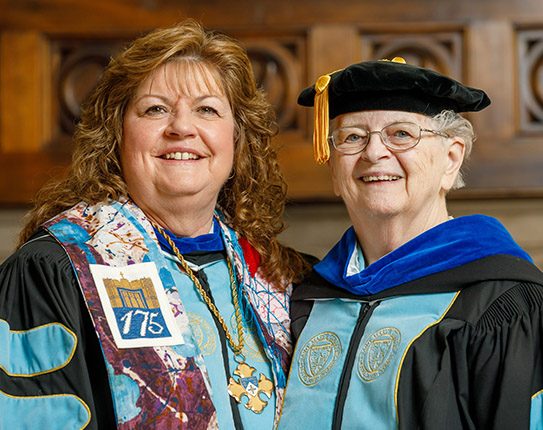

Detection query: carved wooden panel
(56, 40), (128, 136)
(518, 28), (543, 134)
(243, 36), (306, 132)
(360, 30), (463, 79)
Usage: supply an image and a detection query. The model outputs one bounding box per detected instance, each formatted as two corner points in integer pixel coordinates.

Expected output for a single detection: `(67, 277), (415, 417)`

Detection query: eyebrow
(132, 93), (227, 105)
(338, 119), (421, 128)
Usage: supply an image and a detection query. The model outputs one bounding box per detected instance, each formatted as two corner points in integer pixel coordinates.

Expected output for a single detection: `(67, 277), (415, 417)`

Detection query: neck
(350, 200), (450, 266)
(132, 195), (217, 238)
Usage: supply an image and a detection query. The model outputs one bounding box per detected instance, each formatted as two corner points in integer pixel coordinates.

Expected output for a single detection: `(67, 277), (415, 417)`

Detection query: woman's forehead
(334, 110), (431, 127)
(140, 60), (226, 98)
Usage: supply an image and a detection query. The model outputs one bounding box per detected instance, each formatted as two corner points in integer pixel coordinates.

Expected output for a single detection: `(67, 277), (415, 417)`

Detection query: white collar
(346, 240), (366, 276)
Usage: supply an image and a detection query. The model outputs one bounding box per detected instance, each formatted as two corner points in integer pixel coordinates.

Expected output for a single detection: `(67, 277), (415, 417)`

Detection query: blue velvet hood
(314, 215), (533, 296)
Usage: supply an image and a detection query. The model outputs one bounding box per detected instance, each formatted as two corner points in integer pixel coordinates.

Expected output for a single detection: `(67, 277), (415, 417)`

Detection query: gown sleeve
(465, 281), (543, 429)
(0, 231), (115, 430)
(397, 280), (543, 430)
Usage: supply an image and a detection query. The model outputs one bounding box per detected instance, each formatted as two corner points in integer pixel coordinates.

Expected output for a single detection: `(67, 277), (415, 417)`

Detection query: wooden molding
(1, 31), (52, 153)
(0, 152), (70, 206)
(1, 2), (542, 205)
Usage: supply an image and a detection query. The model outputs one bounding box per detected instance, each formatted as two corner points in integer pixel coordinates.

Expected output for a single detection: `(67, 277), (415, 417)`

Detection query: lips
(361, 174), (401, 182)
(162, 151), (200, 160)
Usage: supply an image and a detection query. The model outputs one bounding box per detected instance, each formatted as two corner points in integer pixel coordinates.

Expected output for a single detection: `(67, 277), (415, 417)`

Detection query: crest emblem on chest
(357, 327), (401, 381)
(298, 331), (342, 386)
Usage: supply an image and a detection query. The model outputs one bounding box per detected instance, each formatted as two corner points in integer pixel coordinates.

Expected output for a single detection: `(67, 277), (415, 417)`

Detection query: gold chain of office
(152, 223), (245, 359)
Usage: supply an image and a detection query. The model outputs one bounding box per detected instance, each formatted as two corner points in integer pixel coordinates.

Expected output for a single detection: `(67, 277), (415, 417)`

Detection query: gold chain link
(153, 223), (245, 356)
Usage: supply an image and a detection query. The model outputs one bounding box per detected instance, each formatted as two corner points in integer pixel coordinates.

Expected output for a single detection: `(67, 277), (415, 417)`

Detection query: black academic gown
(280, 215), (543, 430)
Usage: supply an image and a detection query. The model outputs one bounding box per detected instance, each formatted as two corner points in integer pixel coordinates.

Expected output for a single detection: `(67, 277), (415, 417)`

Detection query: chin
(358, 198), (403, 216)
(364, 201), (405, 217)
(367, 210), (402, 219)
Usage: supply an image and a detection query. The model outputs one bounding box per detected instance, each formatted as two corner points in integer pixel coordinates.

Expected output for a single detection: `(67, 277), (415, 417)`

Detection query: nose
(165, 108), (197, 139)
(360, 131), (391, 163)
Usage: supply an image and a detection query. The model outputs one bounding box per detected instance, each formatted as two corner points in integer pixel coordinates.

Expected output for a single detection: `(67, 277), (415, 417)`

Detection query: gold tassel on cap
(311, 62), (405, 164)
(313, 74), (332, 164)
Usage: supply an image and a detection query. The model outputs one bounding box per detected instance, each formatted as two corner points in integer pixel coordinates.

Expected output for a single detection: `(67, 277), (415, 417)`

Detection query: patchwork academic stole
(43, 198), (292, 429)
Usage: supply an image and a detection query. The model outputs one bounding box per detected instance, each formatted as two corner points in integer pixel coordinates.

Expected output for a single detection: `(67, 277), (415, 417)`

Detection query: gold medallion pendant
(228, 362), (274, 414)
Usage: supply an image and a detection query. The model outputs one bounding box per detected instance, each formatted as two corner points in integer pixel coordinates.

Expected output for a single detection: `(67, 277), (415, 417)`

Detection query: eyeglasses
(328, 122), (449, 155)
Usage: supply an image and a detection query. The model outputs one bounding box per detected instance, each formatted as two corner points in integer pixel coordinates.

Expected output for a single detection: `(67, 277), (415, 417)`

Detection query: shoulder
(1, 229), (74, 289)
(440, 277), (543, 360)
(0, 229), (80, 327)
(3, 229), (70, 266)
(445, 255), (543, 329)
(473, 280), (543, 332)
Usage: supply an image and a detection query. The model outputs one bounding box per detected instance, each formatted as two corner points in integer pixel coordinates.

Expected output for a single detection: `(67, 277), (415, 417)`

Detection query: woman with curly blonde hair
(1, 20), (310, 430)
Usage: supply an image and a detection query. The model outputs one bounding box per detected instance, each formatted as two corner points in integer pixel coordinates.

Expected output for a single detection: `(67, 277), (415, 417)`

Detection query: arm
(397, 278), (543, 429)
(0, 231), (115, 430)
(467, 281), (543, 429)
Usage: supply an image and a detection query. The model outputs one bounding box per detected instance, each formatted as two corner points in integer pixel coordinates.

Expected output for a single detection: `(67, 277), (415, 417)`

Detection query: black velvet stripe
(332, 302), (378, 430)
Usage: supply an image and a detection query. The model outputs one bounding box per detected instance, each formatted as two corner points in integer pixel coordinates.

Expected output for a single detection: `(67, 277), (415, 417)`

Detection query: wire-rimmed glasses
(328, 122), (449, 155)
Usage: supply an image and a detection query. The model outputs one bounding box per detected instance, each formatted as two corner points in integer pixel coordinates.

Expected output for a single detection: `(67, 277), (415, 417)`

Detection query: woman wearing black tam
(277, 58), (543, 429)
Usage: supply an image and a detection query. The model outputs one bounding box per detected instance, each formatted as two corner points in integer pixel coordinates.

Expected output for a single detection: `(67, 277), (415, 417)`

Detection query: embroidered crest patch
(357, 327), (400, 381)
(90, 262), (184, 348)
(187, 312), (216, 355)
(298, 331), (341, 386)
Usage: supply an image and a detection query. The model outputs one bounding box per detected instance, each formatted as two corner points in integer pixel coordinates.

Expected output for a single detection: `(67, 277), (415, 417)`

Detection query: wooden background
(1, 0), (542, 205)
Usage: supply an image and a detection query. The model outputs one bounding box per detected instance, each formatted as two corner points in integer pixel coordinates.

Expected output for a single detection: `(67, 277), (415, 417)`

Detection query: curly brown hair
(19, 19), (310, 286)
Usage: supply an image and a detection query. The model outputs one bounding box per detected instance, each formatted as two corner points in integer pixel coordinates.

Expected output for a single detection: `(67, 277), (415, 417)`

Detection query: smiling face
(329, 110), (464, 226)
(120, 60), (235, 227)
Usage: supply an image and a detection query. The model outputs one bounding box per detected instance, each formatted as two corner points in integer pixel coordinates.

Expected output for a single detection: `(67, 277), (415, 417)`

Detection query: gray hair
(430, 110), (476, 190)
